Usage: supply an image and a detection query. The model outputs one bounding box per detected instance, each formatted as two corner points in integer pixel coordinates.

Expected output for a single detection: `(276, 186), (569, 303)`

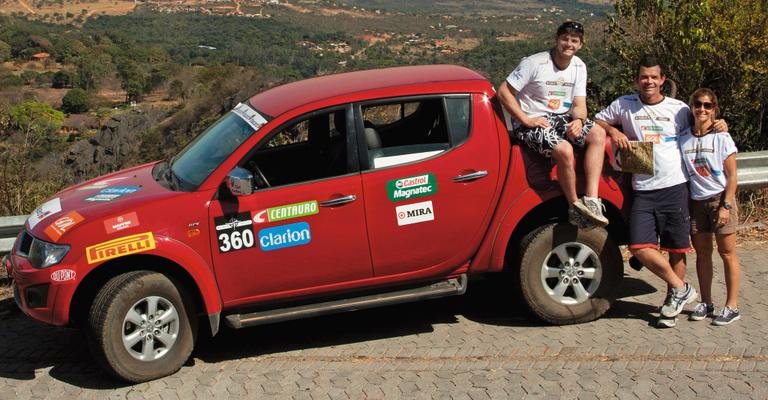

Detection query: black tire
(518, 223), (622, 325)
(87, 271), (197, 382)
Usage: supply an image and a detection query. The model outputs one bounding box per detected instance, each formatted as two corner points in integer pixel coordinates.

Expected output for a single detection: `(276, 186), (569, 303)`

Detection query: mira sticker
(104, 212), (140, 234)
(395, 201), (435, 226)
(258, 222), (311, 251)
(85, 232), (156, 264)
(28, 197), (62, 229)
(215, 212), (256, 253)
(44, 211), (85, 241)
(387, 173), (437, 202)
(253, 200), (319, 224)
(84, 186), (141, 202)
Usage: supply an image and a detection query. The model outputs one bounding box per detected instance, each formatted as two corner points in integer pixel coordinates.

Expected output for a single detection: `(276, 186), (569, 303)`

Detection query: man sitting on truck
(497, 21), (609, 228)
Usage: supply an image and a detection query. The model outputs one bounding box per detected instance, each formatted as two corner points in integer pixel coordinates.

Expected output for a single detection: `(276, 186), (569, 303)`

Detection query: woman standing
(679, 88), (741, 325)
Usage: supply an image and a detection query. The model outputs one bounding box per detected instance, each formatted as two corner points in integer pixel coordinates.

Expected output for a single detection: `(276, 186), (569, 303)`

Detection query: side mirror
(226, 167), (253, 196)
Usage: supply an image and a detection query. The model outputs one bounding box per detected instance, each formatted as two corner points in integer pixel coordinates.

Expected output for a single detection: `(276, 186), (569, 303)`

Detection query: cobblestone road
(1, 242), (766, 399)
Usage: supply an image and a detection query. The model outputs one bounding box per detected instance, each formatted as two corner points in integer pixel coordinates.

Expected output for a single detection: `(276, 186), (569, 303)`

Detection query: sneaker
(712, 306), (741, 326)
(656, 315), (677, 328)
(573, 197), (609, 226)
(660, 283), (698, 318)
(568, 205), (596, 230)
(689, 302), (715, 321)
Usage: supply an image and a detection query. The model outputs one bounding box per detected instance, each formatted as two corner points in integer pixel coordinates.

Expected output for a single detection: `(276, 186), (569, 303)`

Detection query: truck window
(361, 95), (471, 169)
(242, 107), (352, 187)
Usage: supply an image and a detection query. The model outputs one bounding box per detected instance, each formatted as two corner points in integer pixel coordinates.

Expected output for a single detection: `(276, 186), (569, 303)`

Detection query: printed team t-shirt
(594, 94), (691, 191)
(678, 128), (738, 200)
(506, 50), (587, 122)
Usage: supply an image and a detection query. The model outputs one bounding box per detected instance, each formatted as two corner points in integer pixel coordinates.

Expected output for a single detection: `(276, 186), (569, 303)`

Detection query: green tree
(0, 40), (10, 63)
(61, 88), (91, 113)
(9, 100), (65, 149)
(52, 70), (76, 88)
(606, 0), (768, 150)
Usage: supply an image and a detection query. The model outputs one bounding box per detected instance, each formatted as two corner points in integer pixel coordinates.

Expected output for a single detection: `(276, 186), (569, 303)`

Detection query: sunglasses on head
(693, 100), (715, 110)
(560, 21), (584, 34)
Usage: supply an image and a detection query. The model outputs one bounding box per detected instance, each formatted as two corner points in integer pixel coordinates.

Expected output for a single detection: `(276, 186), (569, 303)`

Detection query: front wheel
(87, 271), (197, 382)
(518, 223), (622, 325)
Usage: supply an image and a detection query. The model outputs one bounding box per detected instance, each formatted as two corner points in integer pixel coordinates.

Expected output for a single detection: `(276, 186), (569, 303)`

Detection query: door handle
(452, 170), (488, 183)
(319, 195), (357, 207)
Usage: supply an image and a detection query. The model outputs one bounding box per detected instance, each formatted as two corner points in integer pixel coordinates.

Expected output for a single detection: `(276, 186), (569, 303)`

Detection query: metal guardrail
(0, 151), (766, 255)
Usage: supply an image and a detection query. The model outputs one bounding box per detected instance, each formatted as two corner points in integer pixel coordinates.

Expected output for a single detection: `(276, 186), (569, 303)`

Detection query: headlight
(27, 237), (70, 269)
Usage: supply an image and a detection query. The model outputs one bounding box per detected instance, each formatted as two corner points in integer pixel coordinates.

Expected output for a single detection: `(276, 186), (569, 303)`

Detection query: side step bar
(224, 274), (468, 329)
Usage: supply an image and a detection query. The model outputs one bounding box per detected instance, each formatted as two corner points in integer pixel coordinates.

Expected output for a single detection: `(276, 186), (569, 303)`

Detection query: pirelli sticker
(86, 232), (156, 264)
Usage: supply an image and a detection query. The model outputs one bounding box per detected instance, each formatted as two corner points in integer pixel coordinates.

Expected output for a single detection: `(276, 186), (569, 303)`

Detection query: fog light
(25, 284), (49, 308)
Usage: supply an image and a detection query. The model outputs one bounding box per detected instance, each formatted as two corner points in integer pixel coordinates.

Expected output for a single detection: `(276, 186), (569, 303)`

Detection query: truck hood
(25, 161), (181, 242)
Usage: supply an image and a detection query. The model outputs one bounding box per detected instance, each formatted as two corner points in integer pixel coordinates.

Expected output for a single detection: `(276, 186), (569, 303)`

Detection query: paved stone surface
(1, 241), (766, 399)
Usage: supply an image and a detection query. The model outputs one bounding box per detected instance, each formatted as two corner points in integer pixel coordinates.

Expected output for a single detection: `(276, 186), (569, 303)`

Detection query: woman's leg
(716, 233), (740, 308)
(692, 232), (714, 304)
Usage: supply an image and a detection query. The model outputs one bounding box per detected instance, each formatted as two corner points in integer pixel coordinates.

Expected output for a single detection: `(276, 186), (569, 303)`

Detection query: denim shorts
(629, 183), (691, 253)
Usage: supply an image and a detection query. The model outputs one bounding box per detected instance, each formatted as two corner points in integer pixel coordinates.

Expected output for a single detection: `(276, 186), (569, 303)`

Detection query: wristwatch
(721, 201), (733, 210)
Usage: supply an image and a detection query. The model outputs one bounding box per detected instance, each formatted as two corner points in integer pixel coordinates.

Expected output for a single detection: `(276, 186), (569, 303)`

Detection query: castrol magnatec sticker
(215, 212), (256, 253)
(387, 173), (437, 202)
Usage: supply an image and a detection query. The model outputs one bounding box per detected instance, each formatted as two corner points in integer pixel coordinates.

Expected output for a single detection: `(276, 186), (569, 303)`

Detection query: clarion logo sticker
(395, 201), (435, 226)
(85, 232), (156, 264)
(258, 222), (311, 251)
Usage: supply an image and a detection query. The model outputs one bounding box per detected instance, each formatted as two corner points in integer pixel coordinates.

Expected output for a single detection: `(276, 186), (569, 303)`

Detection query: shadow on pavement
(0, 272), (662, 386)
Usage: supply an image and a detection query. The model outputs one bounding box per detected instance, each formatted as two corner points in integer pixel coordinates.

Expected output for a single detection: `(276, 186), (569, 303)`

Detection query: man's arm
(567, 96), (588, 139)
(497, 81), (549, 129)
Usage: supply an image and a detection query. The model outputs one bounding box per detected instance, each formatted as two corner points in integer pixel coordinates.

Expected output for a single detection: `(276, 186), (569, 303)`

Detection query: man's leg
(631, 247), (685, 288)
(551, 140), (578, 204)
(583, 124), (606, 198)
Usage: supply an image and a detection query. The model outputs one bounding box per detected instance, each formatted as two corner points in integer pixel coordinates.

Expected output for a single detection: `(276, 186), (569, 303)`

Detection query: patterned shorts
(513, 113), (596, 158)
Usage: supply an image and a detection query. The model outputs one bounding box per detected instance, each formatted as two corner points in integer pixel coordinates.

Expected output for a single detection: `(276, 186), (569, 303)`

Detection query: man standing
(594, 56), (698, 324)
(497, 21), (608, 227)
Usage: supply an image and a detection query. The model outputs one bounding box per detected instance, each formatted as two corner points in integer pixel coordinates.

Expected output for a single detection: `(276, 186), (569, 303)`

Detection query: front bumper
(7, 253), (75, 326)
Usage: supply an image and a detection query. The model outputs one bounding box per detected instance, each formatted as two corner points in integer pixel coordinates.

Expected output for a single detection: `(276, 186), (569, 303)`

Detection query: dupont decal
(104, 212), (140, 234)
(86, 232), (156, 264)
(395, 201), (435, 226)
(50, 269), (76, 282)
(253, 200), (319, 224)
(84, 186), (141, 202)
(215, 212), (256, 253)
(387, 173), (437, 202)
(44, 211), (85, 242)
(28, 197), (62, 230)
(258, 222), (311, 252)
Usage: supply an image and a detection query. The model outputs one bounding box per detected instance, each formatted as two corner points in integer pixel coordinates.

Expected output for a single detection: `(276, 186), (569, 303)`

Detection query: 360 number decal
(214, 212), (256, 253)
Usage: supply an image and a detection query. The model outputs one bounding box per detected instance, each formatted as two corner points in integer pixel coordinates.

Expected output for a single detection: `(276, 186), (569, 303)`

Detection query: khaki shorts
(690, 195), (738, 235)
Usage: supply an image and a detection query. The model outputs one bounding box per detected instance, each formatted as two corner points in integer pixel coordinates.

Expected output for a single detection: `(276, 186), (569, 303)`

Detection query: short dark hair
(636, 55), (665, 77)
(556, 21), (584, 38)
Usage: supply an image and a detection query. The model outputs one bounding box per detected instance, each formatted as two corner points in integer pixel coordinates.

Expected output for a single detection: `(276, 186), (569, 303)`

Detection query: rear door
(358, 94), (501, 277)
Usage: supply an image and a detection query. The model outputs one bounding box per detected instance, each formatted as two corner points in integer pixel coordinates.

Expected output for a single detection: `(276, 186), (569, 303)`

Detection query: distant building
(32, 52), (50, 61)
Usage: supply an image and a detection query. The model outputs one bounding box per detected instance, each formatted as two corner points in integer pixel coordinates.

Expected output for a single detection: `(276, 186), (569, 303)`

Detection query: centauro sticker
(215, 212), (256, 253)
(258, 222), (311, 251)
(387, 173), (437, 202)
(86, 232), (156, 264)
(395, 201), (435, 226)
(253, 200), (319, 223)
(44, 211), (85, 242)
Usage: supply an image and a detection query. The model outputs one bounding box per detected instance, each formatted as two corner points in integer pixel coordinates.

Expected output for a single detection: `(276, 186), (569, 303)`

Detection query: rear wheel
(518, 223), (622, 325)
(87, 271), (197, 382)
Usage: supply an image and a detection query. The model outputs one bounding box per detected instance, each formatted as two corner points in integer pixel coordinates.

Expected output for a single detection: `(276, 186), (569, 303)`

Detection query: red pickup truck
(5, 65), (628, 382)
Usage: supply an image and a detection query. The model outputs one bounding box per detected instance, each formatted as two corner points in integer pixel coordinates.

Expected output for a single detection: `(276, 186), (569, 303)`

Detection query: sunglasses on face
(562, 21), (584, 34)
(693, 100), (715, 110)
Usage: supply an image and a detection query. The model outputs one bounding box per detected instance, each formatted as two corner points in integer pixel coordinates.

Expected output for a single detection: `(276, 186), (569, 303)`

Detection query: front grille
(16, 230), (33, 257)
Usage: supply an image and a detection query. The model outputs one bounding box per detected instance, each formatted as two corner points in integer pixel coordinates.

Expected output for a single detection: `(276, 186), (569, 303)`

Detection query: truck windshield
(170, 104), (267, 190)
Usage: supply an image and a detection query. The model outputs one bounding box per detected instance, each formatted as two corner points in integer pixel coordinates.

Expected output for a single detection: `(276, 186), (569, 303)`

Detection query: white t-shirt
(594, 94), (691, 191)
(506, 51), (587, 121)
(678, 128), (738, 200)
